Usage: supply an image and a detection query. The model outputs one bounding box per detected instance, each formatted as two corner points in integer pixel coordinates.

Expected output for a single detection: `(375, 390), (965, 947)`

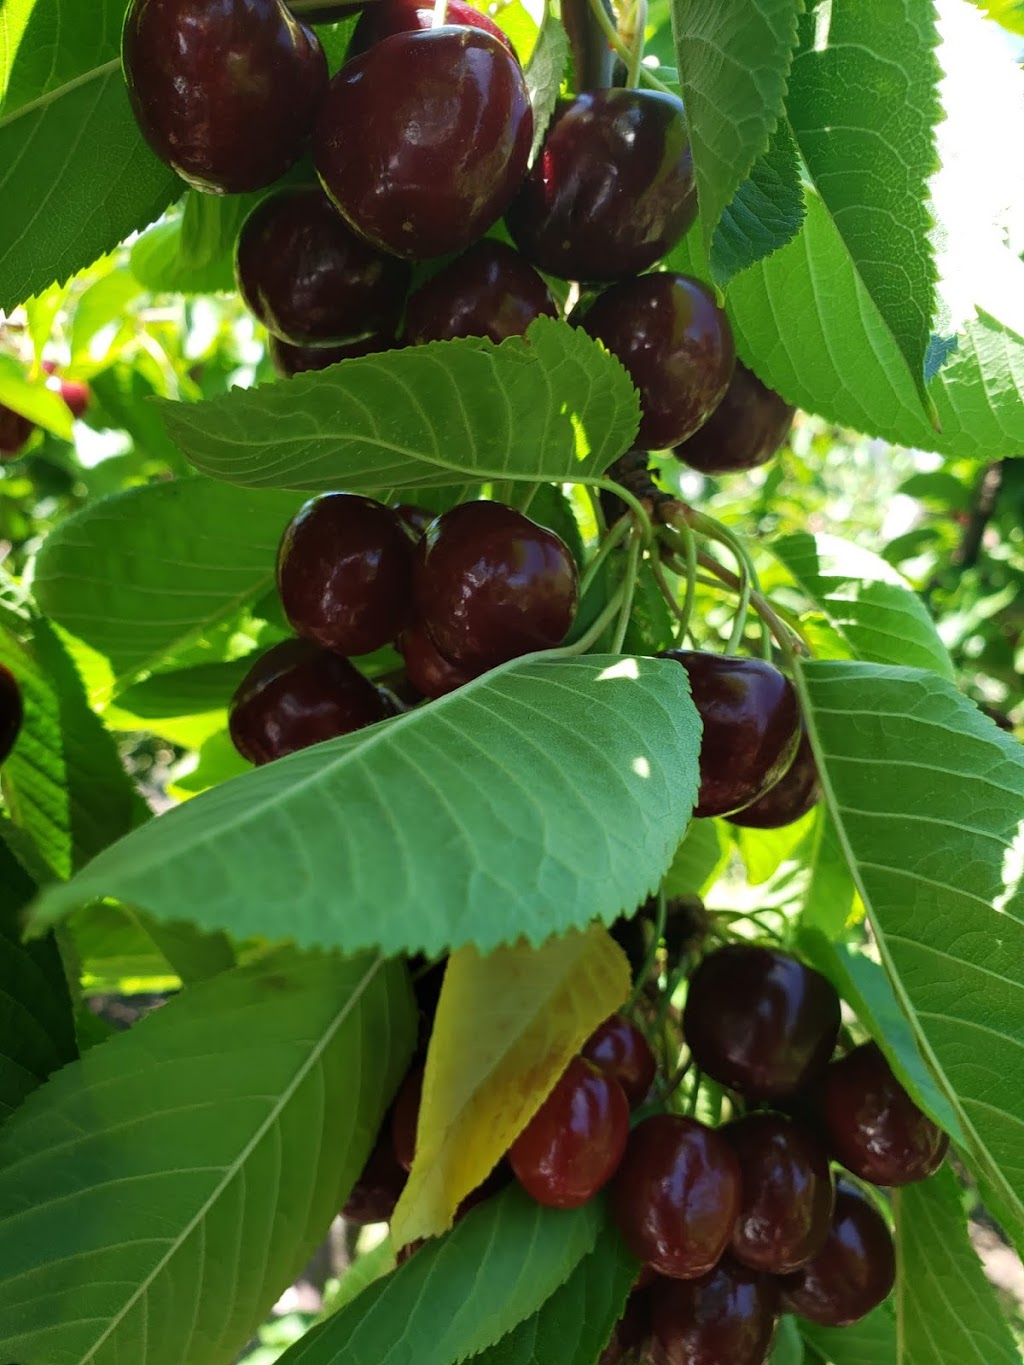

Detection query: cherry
(43, 363), (91, 419)
(647, 1259), (780, 1365)
(228, 638), (393, 764)
(581, 1014), (657, 1108)
(658, 652), (801, 818)
(509, 1056), (630, 1209)
(674, 362), (795, 475)
(237, 189), (410, 348)
(122, 0), (328, 194)
(348, 0), (516, 59)
(414, 501), (579, 671)
(0, 663), (23, 765)
(817, 1042), (949, 1186)
(683, 945), (841, 1100)
(727, 727), (821, 831)
(576, 274), (734, 449)
(268, 333), (395, 376)
(610, 1115), (741, 1279)
(391, 1064), (424, 1171)
(0, 404), (33, 459)
(506, 89), (697, 283)
(721, 1112), (834, 1274)
(402, 240), (557, 345)
(314, 28), (532, 259)
(780, 1182), (895, 1326)
(342, 1124), (408, 1224)
(398, 621), (477, 698)
(277, 493), (415, 656)
(599, 1286), (654, 1364)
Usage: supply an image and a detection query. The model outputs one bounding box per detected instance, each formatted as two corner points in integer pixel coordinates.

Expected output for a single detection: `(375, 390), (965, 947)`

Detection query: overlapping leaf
(525, 11), (570, 162)
(711, 120), (805, 288)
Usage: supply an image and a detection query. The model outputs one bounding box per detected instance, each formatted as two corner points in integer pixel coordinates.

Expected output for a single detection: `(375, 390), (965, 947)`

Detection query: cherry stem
(581, 0), (674, 93)
(609, 531), (642, 653)
(622, 0), (648, 90)
(586, 476), (654, 545)
(431, 0), (449, 23)
(663, 547), (805, 664)
(579, 514), (631, 599)
(714, 908), (788, 945)
(584, 482), (608, 537)
(553, 580), (628, 656)
(627, 887), (667, 1011)
(659, 1053), (693, 1102)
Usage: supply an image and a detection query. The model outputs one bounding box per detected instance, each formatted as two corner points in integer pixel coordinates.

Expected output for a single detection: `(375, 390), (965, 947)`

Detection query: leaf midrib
(0, 57), (120, 133)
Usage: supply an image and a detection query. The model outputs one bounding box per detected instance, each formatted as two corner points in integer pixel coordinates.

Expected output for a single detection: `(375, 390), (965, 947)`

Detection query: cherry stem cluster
(582, 0), (673, 94)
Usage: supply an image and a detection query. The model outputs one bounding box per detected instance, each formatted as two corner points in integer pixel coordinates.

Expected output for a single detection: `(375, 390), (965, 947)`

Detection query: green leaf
(33, 480), (306, 690)
(797, 659), (1024, 1250)
(800, 1306), (896, 1365)
(670, 0), (803, 285)
(771, 532), (953, 678)
(663, 817), (730, 898)
(158, 318), (641, 492)
(771, 1316), (805, 1365)
(526, 11), (570, 163)
(894, 1164), (1020, 1365)
(0, 0), (179, 311)
(734, 809), (815, 888)
(970, 0), (1024, 35)
(29, 655), (701, 957)
(106, 656), (255, 749)
(0, 949), (416, 1365)
(131, 191), (259, 295)
(464, 1221), (639, 1365)
(787, 1), (941, 410)
(797, 812), (857, 940)
(278, 1187), (604, 1365)
(69, 268), (145, 369)
(0, 354), (73, 439)
(711, 119), (805, 288)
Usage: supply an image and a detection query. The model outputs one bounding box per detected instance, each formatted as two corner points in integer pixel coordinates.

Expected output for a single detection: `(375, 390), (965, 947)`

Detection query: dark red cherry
(342, 1123), (408, 1224)
(506, 89), (697, 283)
(122, 0), (328, 194)
(577, 274), (734, 448)
(228, 638), (392, 764)
(780, 1182), (895, 1326)
(0, 404), (33, 458)
(314, 28), (532, 259)
(657, 652), (801, 818)
(236, 189), (410, 347)
(391, 1064), (424, 1171)
(43, 365), (91, 419)
(509, 1056), (630, 1209)
(581, 1014), (657, 1108)
(722, 1112), (834, 1274)
(674, 362), (795, 475)
(647, 1259), (780, 1365)
(414, 501), (578, 671)
(818, 1042), (949, 1186)
(727, 727), (821, 830)
(277, 493), (415, 655)
(0, 663), (23, 765)
(268, 333), (395, 376)
(599, 1286), (654, 1365)
(402, 240), (557, 345)
(610, 1115), (741, 1279)
(398, 621), (477, 698)
(348, 0), (515, 58)
(683, 945), (841, 1100)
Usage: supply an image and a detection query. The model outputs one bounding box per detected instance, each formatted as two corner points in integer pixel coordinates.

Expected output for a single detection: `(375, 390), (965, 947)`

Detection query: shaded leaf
(800, 1306), (896, 1365)
(711, 119), (805, 287)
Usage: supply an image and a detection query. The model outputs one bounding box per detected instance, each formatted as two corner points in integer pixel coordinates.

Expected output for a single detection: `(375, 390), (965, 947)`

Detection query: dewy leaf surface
(392, 926), (630, 1245)
(894, 1164), (1020, 1365)
(29, 655), (702, 957)
(0, 950), (416, 1365)
(797, 659), (1024, 1250)
(158, 318), (640, 491)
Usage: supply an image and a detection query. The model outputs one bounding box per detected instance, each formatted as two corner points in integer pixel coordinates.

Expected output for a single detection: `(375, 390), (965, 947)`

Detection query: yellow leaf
(391, 924), (630, 1247)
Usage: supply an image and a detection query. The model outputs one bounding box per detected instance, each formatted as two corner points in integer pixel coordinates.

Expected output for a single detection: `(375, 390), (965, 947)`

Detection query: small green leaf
(711, 119), (805, 288)
(526, 11), (570, 162)
(158, 319), (640, 492)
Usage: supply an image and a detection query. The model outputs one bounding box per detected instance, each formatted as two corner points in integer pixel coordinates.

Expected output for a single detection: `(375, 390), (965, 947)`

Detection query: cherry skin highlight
(0, 663), (23, 765)
(399, 621), (478, 699)
(236, 188), (410, 347)
(818, 1042), (949, 1186)
(348, 0), (515, 58)
(268, 333), (394, 376)
(277, 493), (416, 656)
(509, 1056), (630, 1209)
(728, 727), (821, 830)
(414, 501), (579, 671)
(122, 0), (328, 193)
(229, 639), (393, 765)
(315, 28), (533, 259)
(647, 1258), (780, 1365)
(506, 89), (697, 282)
(682, 945), (841, 1100)
(581, 1014), (657, 1108)
(674, 362), (795, 475)
(658, 651), (801, 818)
(403, 240), (557, 345)
(780, 1182), (896, 1327)
(610, 1114), (741, 1279)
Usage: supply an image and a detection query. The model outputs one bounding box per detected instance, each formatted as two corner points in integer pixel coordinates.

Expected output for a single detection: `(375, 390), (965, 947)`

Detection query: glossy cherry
(647, 1259), (780, 1365)
(237, 188), (410, 347)
(391, 1064), (424, 1171)
(314, 28), (532, 259)
(0, 663), (23, 765)
(414, 500), (579, 671)
(122, 0), (328, 193)
(658, 652), (801, 818)
(398, 621), (477, 698)
(728, 727), (821, 830)
(509, 1056), (630, 1209)
(683, 945), (841, 1100)
(610, 1114), (741, 1279)
(342, 1124), (408, 1224)
(268, 333), (395, 376)
(0, 404), (33, 459)
(228, 638), (392, 764)
(722, 1112), (834, 1274)
(403, 240), (557, 345)
(818, 1042), (949, 1186)
(581, 1014), (657, 1108)
(277, 493), (415, 656)
(674, 362), (795, 475)
(506, 89), (696, 282)
(781, 1182), (896, 1326)
(577, 274), (734, 449)
(348, 0), (515, 58)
